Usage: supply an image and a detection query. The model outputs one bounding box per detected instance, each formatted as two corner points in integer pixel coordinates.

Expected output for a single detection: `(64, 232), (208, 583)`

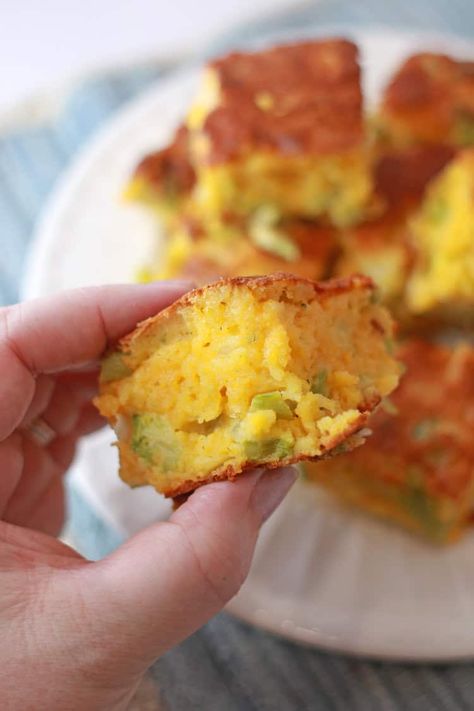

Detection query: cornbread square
(335, 145), (454, 307)
(186, 39), (374, 227)
(95, 274), (401, 498)
(377, 53), (474, 147)
(142, 217), (339, 285)
(305, 341), (474, 544)
(406, 149), (474, 324)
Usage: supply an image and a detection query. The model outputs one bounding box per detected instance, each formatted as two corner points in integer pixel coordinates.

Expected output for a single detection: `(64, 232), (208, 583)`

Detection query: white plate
(23, 27), (474, 661)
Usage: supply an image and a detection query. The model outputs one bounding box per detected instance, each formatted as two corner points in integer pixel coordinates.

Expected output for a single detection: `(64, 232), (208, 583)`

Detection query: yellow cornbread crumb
(240, 410), (277, 440)
(190, 152), (373, 228)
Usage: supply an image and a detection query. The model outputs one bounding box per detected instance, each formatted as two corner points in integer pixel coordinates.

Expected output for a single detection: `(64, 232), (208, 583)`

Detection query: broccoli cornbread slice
(305, 341), (474, 544)
(406, 149), (474, 323)
(95, 274), (401, 498)
(376, 53), (474, 147)
(185, 39), (374, 227)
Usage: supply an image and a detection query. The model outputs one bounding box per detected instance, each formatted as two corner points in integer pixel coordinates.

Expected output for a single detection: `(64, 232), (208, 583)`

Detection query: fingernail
(250, 466), (298, 523)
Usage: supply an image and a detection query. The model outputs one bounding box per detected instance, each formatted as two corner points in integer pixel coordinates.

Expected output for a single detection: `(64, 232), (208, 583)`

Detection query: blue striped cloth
(1, 1), (474, 708)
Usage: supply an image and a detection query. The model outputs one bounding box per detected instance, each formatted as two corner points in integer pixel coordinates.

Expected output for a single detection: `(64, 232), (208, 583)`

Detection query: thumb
(80, 466), (297, 674)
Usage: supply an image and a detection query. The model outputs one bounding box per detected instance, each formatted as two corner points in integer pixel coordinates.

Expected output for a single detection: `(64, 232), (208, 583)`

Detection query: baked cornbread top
(349, 341), (474, 500)
(189, 39), (364, 163)
(120, 273), (385, 354)
(380, 53), (474, 146)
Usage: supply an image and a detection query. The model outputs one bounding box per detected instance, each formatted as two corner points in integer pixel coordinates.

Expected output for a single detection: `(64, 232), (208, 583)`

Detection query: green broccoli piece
(131, 414), (180, 471)
(244, 438), (294, 462)
(310, 369), (328, 396)
(249, 205), (300, 261)
(100, 352), (132, 383)
(400, 485), (446, 541)
(249, 391), (293, 419)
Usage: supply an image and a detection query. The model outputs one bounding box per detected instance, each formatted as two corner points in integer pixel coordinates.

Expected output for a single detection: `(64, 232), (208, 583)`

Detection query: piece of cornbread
(305, 341), (474, 543)
(140, 216), (339, 285)
(185, 39), (374, 227)
(95, 274), (401, 498)
(376, 53), (474, 147)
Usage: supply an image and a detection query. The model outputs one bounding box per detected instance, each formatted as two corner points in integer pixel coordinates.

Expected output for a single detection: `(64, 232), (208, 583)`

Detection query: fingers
(0, 518), (82, 561)
(1, 281), (193, 374)
(20, 375), (55, 427)
(82, 467), (297, 673)
(19, 371), (101, 442)
(0, 435), (23, 517)
(74, 403), (106, 437)
(24, 475), (66, 538)
(0, 281), (192, 439)
(2, 434), (75, 536)
(3, 393), (105, 532)
(38, 376), (95, 437)
(2, 435), (63, 528)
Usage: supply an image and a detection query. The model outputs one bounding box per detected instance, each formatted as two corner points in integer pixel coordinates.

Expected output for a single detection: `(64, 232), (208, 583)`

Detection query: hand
(0, 283), (297, 711)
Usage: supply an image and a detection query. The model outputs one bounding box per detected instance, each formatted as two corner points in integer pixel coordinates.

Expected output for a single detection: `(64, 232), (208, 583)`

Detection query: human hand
(0, 283), (296, 711)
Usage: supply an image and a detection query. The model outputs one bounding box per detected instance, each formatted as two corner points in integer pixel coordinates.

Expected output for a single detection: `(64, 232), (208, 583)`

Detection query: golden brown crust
(133, 125), (195, 195)
(119, 273), (375, 353)
(380, 53), (474, 144)
(284, 220), (340, 272)
(200, 39), (364, 163)
(374, 144), (456, 211)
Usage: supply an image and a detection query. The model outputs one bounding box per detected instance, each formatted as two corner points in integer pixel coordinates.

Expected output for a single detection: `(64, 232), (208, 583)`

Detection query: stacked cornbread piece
(118, 39), (473, 540)
(315, 50), (474, 543)
(340, 52), (474, 326)
(306, 341), (474, 543)
(126, 39), (372, 283)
